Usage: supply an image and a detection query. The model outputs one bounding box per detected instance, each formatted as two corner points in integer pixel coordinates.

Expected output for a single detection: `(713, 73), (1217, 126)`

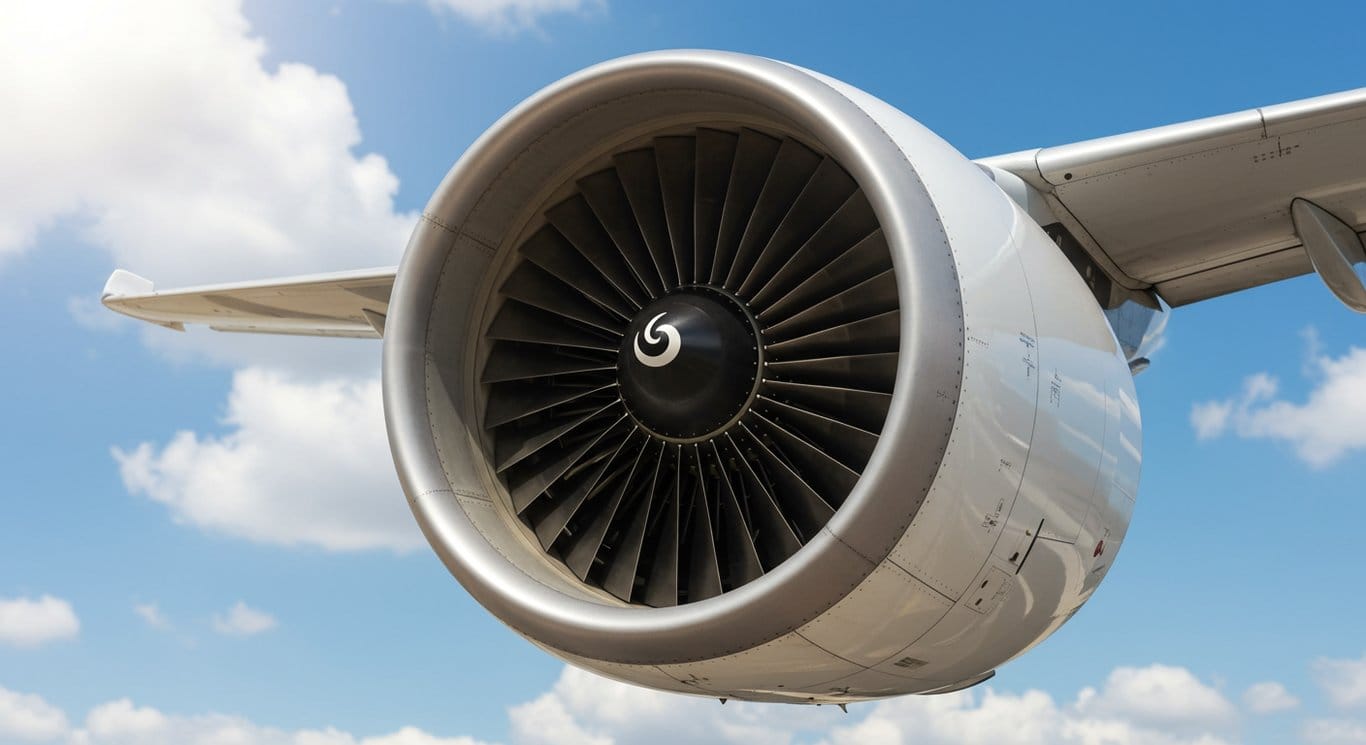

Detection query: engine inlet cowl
(383, 50), (966, 671)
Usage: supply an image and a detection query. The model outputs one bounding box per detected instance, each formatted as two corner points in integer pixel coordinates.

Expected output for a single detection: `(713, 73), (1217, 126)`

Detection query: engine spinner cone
(618, 288), (761, 442)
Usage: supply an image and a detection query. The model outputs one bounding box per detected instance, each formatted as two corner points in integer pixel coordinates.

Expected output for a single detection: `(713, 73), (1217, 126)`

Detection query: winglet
(101, 270), (186, 331)
(102, 269), (154, 301)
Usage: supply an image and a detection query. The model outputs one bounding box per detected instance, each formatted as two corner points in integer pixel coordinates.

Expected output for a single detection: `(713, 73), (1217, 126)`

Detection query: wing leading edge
(101, 267), (396, 338)
(981, 87), (1366, 307)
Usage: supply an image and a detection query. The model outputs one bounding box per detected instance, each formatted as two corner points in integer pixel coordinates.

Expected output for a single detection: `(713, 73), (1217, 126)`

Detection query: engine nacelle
(383, 51), (1140, 703)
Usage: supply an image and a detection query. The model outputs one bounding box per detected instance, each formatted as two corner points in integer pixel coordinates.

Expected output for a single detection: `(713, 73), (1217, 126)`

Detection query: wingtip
(101, 270), (185, 332)
(101, 269), (154, 303)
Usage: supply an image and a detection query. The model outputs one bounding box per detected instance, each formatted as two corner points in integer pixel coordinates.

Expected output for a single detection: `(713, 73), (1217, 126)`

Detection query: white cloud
(62, 695), (495, 745)
(84, 700), (170, 740)
(1072, 664), (1237, 732)
(1189, 400), (1232, 440)
(2, 0), (419, 550)
(211, 601), (277, 636)
(0, 0), (413, 279)
(2, 0), (411, 379)
(114, 367), (420, 553)
(1315, 653), (1366, 710)
(422, 0), (605, 34)
(1190, 346), (1366, 467)
(133, 603), (172, 631)
(1303, 718), (1366, 745)
(503, 663), (1239, 745)
(0, 663), (1259, 745)
(0, 0), (427, 554)
(0, 687), (69, 743)
(1242, 681), (1299, 714)
(365, 728), (492, 745)
(826, 664), (1236, 745)
(0, 596), (80, 648)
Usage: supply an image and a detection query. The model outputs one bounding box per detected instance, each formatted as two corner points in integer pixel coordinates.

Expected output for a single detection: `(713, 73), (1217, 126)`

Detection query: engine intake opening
(479, 126), (898, 607)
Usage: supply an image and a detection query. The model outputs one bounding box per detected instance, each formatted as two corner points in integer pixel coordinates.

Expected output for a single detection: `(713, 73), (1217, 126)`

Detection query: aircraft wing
(980, 87), (1366, 306)
(103, 87), (1366, 338)
(101, 266), (396, 338)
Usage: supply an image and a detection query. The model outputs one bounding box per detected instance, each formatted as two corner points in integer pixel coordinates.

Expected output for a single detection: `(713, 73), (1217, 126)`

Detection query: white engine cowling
(382, 50), (1140, 703)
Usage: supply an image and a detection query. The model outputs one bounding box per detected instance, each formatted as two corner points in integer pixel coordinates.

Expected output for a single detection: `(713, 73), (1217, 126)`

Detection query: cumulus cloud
(0, 686), (69, 742)
(211, 601), (277, 637)
(504, 663), (1239, 745)
(0, 662), (1272, 745)
(1303, 718), (1366, 745)
(1242, 681), (1299, 714)
(422, 0), (605, 34)
(1315, 653), (1366, 710)
(1071, 664), (1237, 732)
(1190, 344), (1366, 467)
(0, 0), (428, 553)
(0, 596), (80, 648)
(0, 0), (413, 278)
(114, 367), (419, 552)
(1189, 400), (1233, 441)
(0, 687), (493, 745)
(2, 0), (409, 379)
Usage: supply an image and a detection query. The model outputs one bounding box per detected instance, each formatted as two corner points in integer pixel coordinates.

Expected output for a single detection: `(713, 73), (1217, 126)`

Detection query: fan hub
(618, 288), (760, 442)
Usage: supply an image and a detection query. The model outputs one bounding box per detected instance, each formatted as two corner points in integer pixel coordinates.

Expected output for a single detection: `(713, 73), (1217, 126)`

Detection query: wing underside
(980, 87), (1366, 306)
(101, 267), (396, 338)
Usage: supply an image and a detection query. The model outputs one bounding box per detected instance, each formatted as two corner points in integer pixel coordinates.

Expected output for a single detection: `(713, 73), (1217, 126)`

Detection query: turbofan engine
(383, 51), (1140, 703)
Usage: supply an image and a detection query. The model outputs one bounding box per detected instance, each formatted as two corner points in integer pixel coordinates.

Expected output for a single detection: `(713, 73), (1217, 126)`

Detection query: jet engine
(383, 50), (1140, 703)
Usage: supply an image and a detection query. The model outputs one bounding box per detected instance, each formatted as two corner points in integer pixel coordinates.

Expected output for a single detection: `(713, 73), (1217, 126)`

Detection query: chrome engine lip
(383, 50), (965, 665)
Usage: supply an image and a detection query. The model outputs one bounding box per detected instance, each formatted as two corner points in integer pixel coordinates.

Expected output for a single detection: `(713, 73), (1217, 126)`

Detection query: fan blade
(546, 195), (648, 308)
(530, 426), (639, 549)
(709, 442), (764, 588)
(520, 226), (634, 319)
(499, 262), (624, 335)
(686, 447), (723, 602)
(485, 377), (616, 428)
(748, 406), (863, 500)
(614, 149), (678, 289)
(710, 129), (781, 285)
(765, 351), (899, 392)
(737, 158), (858, 299)
(577, 168), (666, 299)
(642, 445), (682, 607)
(602, 444), (666, 601)
(481, 342), (614, 383)
(719, 434), (802, 566)
(748, 193), (878, 311)
(493, 399), (619, 473)
(762, 269), (898, 342)
(563, 440), (654, 580)
(762, 380), (892, 433)
(508, 413), (630, 513)
(693, 129), (737, 287)
(655, 136), (696, 286)
(723, 138), (822, 291)
(757, 397), (879, 473)
(759, 230), (891, 323)
(733, 422), (836, 539)
(486, 300), (618, 351)
(766, 309), (900, 360)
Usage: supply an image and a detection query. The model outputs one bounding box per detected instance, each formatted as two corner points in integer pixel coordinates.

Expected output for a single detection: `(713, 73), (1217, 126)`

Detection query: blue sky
(2, 1), (1366, 743)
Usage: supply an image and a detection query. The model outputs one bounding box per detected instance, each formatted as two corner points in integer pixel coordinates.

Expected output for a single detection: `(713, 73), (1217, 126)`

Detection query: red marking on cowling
(1093, 540), (1106, 558)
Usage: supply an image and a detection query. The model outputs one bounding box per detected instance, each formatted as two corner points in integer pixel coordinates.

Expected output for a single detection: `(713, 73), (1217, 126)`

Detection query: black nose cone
(618, 289), (760, 441)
